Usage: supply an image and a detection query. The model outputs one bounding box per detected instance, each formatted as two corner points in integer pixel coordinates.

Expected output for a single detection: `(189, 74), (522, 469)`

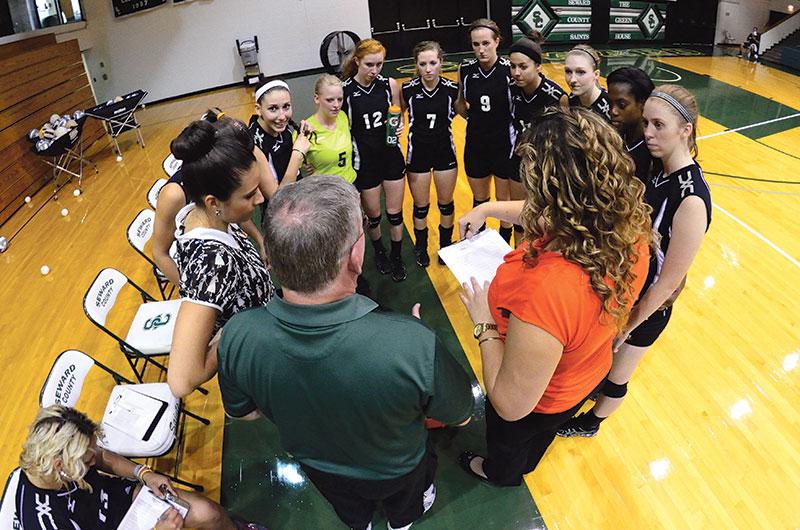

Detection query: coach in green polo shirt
(217, 175), (473, 530)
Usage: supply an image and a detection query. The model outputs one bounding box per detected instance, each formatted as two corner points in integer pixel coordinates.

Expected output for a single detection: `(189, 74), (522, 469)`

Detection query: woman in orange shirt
(457, 107), (652, 486)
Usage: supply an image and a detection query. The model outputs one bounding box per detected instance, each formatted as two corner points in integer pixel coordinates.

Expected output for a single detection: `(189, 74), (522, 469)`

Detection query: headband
(470, 24), (499, 38)
(255, 80), (290, 102)
(509, 40), (542, 64)
(569, 47), (598, 68)
(650, 91), (693, 123)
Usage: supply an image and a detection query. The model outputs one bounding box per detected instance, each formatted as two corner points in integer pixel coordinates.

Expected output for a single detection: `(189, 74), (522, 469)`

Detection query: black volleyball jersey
(625, 136), (658, 184)
(342, 75), (393, 140)
(402, 77), (458, 142)
(460, 57), (514, 138)
(510, 74), (567, 135)
(643, 162), (712, 291)
(16, 469), (135, 530)
(568, 88), (612, 123)
(248, 115), (294, 182)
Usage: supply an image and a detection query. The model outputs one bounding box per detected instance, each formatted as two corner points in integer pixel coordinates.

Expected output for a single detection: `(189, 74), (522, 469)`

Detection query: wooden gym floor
(0, 49), (798, 528)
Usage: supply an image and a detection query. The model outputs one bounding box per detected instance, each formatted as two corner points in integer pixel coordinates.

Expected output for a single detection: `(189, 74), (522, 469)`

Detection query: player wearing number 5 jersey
(342, 39), (408, 282)
(402, 41), (459, 268)
(456, 18), (516, 243)
(305, 74), (357, 184)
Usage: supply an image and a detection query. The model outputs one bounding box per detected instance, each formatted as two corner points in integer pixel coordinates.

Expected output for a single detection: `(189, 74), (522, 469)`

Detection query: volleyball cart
(31, 115), (98, 199)
(85, 89), (148, 160)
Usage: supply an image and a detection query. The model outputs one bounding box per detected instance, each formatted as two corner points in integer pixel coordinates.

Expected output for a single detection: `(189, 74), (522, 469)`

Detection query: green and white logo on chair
(144, 313), (171, 331)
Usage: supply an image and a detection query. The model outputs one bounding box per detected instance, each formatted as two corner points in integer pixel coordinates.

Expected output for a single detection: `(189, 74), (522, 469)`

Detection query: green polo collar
(266, 294), (378, 327)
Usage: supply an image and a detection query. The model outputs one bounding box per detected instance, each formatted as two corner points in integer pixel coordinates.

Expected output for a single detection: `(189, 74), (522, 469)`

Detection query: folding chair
(147, 178), (168, 209)
(31, 115), (99, 199)
(0, 468), (20, 529)
(39, 350), (210, 491)
(83, 267), (192, 390)
(163, 153), (182, 178)
(85, 90), (147, 160)
(127, 209), (176, 301)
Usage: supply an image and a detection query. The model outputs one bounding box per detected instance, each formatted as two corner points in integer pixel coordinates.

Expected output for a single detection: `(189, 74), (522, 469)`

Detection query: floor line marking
(713, 204), (800, 270)
(698, 112), (800, 140)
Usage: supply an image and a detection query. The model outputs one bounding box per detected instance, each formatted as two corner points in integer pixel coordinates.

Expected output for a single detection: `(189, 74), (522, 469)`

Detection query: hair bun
(170, 120), (216, 163)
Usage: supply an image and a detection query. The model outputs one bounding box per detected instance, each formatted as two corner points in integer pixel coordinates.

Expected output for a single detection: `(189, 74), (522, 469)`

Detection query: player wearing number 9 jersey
(402, 40), (460, 268)
(456, 18), (515, 242)
(305, 74), (357, 184)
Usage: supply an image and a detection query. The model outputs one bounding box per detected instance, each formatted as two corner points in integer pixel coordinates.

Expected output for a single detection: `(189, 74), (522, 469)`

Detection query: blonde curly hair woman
(456, 106), (652, 486)
(16, 405), (265, 529)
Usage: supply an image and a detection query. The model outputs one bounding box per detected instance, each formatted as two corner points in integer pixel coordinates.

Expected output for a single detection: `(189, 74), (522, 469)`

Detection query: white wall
(714, 0), (770, 44)
(58, 0), (370, 103)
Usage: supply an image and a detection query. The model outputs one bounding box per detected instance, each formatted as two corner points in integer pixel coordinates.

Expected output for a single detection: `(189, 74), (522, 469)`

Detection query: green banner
(512, 0), (593, 43)
(609, 1), (667, 42)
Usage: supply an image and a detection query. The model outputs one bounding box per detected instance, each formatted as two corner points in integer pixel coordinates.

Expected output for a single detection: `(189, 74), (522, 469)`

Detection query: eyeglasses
(346, 213), (369, 255)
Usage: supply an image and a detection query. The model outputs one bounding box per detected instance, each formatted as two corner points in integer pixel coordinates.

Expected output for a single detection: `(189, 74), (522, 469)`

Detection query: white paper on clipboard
(117, 487), (189, 530)
(437, 229), (512, 286)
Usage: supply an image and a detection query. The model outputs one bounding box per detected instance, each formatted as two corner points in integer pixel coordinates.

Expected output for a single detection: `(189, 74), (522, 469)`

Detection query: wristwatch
(473, 322), (498, 339)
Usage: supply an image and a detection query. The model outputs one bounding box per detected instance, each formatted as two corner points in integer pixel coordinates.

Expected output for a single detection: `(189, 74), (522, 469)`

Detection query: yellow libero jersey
(305, 112), (357, 184)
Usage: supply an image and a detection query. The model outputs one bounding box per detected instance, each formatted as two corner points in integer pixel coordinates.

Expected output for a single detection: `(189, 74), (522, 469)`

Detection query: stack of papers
(437, 229), (512, 286)
(117, 487), (189, 530)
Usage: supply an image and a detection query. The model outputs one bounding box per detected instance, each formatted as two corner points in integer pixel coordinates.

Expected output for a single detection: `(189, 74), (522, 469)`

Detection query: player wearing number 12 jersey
(341, 39), (408, 282)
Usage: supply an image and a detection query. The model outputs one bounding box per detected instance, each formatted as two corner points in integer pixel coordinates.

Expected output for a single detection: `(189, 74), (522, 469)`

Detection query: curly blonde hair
(517, 106), (652, 328)
(19, 405), (102, 492)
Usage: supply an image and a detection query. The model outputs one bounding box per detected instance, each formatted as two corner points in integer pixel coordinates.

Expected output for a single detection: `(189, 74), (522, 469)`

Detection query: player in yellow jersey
(305, 74), (357, 184)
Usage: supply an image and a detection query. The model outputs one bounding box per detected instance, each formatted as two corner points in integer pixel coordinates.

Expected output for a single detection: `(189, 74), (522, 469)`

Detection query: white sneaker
(386, 484), (436, 530)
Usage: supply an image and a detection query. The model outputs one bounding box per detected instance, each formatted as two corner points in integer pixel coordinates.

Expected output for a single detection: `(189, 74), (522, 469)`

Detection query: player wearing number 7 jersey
(456, 18), (516, 243)
(305, 74), (357, 184)
(402, 41), (459, 268)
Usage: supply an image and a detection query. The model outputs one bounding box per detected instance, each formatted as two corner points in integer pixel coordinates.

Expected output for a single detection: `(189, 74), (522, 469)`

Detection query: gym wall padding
(0, 37), (103, 226)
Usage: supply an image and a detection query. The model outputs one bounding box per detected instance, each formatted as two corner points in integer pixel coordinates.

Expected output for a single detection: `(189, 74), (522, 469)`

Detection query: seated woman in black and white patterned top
(167, 118), (274, 398)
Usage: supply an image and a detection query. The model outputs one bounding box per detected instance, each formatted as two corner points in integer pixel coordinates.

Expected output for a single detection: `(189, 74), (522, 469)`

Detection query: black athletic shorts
(510, 153), (523, 183)
(464, 132), (513, 180)
(406, 135), (457, 174)
(299, 441), (437, 530)
(354, 137), (406, 191)
(626, 306), (673, 347)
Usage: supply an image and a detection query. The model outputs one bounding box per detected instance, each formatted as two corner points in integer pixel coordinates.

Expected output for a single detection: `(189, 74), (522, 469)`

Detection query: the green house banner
(609, 1), (668, 42)
(512, 0), (593, 43)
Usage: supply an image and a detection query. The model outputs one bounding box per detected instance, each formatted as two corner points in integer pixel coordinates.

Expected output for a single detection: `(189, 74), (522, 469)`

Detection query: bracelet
(478, 336), (503, 346)
(137, 465), (153, 484)
(292, 148), (307, 163)
(133, 464), (143, 481)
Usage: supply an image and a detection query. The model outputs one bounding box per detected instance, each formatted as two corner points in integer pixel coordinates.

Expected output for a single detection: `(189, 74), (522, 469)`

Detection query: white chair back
(0, 468), (21, 529)
(147, 178), (168, 209)
(162, 154), (182, 178)
(83, 268), (129, 326)
(127, 209), (155, 253)
(39, 350), (95, 408)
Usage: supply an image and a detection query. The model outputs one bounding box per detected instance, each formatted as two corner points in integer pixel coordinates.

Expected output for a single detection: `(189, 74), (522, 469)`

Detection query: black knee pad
(472, 198), (489, 208)
(602, 380), (628, 399)
(413, 204), (430, 220)
(386, 211), (403, 226)
(438, 201), (455, 216)
(367, 215), (382, 230)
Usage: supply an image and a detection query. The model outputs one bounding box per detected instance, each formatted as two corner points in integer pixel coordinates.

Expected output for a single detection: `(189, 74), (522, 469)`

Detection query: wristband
(292, 148), (307, 163)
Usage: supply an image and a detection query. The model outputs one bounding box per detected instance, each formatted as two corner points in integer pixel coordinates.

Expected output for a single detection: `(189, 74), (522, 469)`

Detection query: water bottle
(386, 105), (402, 146)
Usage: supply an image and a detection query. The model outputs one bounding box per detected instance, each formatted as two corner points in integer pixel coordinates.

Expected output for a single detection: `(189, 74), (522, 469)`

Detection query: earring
(214, 209), (221, 217)
(59, 470), (68, 479)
